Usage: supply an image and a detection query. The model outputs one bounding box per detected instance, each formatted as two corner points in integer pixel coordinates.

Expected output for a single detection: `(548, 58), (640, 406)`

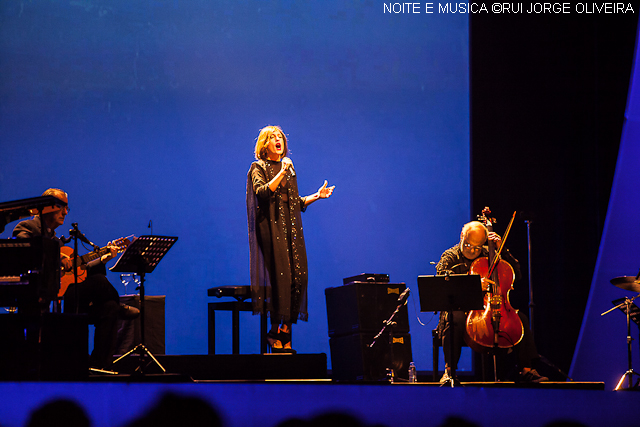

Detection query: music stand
(110, 235), (177, 375)
(418, 274), (484, 387)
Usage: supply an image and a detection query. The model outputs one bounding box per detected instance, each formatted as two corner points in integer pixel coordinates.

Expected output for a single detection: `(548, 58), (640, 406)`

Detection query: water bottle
(408, 362), (417, 383)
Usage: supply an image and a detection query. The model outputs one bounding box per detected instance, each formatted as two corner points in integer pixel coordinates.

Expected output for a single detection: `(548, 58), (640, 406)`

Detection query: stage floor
(0, 352), (635, 427)
(1, 378), (635, 427)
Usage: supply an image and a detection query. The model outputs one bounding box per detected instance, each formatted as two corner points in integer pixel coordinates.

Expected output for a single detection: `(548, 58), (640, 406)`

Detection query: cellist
(435, 220), (547, 384)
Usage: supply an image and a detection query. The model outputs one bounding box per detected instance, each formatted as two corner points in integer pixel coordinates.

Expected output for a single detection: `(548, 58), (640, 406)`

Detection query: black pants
(441, 310), (538, 375)
(64, 274), (120, 369)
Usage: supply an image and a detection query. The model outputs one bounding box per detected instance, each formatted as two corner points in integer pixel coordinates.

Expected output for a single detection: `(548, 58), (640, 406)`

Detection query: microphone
(397, 287), (410, 303)
(69, 223), (99, 250)
(283, 157), (295, 176)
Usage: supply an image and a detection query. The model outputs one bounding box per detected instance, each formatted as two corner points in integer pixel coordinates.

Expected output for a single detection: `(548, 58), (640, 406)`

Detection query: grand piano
(0, 194), (67, 233)
(0, 195), (64, 311)
(0, 196), (88, 380)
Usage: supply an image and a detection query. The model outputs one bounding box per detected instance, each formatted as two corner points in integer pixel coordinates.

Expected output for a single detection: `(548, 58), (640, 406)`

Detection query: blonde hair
(254, 125), (287, 160)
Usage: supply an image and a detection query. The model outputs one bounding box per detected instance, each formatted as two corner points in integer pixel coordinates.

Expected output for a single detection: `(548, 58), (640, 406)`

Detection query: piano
(0, 195), (67, 233)
(0, 195), (64, 312)
(0, 237), (60, 311)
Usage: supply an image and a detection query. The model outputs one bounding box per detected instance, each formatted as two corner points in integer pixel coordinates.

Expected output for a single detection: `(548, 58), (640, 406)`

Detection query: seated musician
(12, 188), (139, 371)
(435, 220), (547, 384)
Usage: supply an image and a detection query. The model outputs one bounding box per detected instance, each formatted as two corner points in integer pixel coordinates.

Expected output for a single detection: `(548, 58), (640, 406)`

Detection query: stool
(208, 285), (267, 354)
(432, 328), (487, 382)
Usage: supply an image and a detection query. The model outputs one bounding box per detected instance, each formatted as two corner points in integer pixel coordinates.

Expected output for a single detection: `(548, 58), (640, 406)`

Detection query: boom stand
(368, 288), (410, 383)
(602, 294), (640, 390)
(417, 274), (484, 387)
(111, 235), (177, 375)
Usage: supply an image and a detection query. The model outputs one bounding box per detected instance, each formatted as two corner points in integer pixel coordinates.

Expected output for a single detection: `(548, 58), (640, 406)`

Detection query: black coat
(247, 159), (308, 323)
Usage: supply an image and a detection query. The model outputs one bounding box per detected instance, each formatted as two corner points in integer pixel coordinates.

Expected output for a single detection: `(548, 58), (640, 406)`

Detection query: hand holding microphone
(281, 157), (295, 176)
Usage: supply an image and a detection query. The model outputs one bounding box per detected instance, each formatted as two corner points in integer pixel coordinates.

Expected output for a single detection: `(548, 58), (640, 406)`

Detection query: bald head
(459, 221), (488, 260)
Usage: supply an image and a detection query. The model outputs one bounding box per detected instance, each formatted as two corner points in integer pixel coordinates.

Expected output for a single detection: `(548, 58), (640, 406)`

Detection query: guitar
(59, 235), (135, 297)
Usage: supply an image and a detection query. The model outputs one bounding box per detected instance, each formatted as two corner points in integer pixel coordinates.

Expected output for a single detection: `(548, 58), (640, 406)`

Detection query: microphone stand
(70, 223), (81, 315)
(65, 224), (97, 315)
(522, 214), (573, 381)
(524, 218), (535, 335)
(369, 288), (410, 382)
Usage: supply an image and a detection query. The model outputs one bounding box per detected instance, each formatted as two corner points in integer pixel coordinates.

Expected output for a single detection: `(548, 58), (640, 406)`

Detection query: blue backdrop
(0, 1), (469, 369)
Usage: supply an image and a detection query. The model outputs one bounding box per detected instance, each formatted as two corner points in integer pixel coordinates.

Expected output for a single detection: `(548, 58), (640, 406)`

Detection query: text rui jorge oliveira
(383, 3), (636, 14)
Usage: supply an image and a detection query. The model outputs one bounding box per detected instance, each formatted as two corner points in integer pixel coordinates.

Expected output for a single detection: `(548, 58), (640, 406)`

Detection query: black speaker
(115, 295), (165, 355)
(0, 313), (88, 380)
(40, 313), (89, 381)
(325, 282), (410, 337)
(329, 332), (413, 381)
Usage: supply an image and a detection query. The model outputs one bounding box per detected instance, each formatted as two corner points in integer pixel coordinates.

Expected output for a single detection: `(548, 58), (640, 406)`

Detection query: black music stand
(110, 235), (177, 375)
(418, 274), (484, 387)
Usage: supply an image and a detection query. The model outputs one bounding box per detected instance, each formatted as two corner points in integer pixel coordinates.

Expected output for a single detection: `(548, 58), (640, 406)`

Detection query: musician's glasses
(462, 242), (483, 251)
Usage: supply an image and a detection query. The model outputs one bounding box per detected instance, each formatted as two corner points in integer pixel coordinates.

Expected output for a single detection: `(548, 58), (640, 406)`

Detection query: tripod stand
(602, 292), (640, 390)
(111, 235), (177, 375)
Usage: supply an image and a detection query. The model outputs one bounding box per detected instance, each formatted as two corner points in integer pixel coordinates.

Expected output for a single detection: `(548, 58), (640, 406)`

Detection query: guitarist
(13, 188), (139, 371)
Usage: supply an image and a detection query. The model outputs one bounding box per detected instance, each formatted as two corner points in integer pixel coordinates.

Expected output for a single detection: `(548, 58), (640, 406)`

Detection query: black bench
(208, 285), (267, 354)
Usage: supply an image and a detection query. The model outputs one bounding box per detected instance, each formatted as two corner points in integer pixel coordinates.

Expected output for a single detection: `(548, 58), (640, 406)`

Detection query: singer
(434, 220), (545, 384)
(12, 188), (139, 371)
(247, 125), (334, 353)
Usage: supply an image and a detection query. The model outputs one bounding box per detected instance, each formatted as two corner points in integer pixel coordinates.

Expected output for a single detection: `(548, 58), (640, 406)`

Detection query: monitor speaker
(329, 332), (412, 381)
(325, 282), (410, 337)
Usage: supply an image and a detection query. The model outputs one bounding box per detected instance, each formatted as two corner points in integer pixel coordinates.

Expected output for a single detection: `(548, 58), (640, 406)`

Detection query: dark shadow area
(470, 7), (639, 377)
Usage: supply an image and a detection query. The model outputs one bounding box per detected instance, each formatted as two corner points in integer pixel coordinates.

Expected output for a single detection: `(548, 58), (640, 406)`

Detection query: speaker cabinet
(115, 295), (165, 355)
(0, 313), (88, 381)
(325, 282), (409, 337)
(329, 332), (413, 381)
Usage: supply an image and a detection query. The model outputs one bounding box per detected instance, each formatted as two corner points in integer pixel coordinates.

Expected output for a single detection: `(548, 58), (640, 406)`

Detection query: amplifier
(329, 332), (413, 381)
(325, 282), (410, 337)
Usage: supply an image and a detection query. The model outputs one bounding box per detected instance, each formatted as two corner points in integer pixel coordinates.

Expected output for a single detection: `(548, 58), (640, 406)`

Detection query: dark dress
(247, 159), (309, 323)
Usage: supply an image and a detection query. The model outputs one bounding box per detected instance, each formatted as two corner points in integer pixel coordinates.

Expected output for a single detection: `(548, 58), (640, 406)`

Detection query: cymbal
(610, 276), (640, 293)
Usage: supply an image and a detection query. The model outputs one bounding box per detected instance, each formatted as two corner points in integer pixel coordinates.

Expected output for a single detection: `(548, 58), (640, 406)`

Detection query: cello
(465, 207), (524, 356)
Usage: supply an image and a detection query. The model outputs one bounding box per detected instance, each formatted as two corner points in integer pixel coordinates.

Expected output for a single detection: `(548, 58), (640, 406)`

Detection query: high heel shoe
(278, 330), (297, 354)
(267, 330), (287, 353)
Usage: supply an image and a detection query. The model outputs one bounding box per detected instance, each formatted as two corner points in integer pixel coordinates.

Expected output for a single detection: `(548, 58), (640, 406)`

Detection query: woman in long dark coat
(247, 125), (334, 352)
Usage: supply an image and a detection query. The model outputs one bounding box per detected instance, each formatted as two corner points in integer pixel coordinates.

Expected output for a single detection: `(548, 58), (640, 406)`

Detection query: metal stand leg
(615, 299), (640, 390)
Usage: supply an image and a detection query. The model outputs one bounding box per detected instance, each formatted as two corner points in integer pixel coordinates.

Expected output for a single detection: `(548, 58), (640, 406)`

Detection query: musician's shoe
(118, 304), (140, 320)
(518, 368), (548, 383)
(439, 370), (459, 385)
